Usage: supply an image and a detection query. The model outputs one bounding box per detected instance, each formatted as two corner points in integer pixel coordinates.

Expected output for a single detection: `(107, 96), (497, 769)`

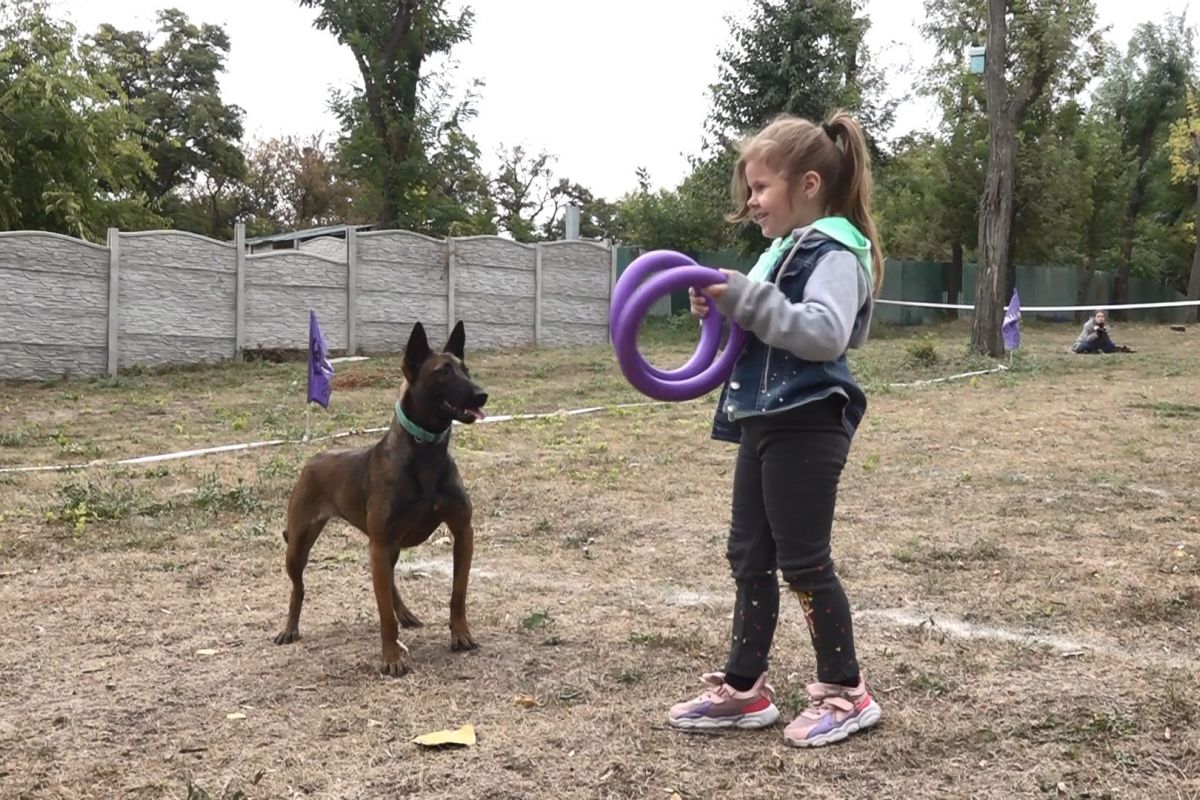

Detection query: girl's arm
(713, 251), (868, 361)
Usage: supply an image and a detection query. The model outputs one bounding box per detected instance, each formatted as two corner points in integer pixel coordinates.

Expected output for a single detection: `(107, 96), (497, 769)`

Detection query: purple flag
(1002, 288), (1022, 351)
(307, 310), (334, 408)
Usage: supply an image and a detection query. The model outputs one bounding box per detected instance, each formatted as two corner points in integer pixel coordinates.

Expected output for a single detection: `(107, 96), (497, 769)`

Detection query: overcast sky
(54, 0), (1195, 201)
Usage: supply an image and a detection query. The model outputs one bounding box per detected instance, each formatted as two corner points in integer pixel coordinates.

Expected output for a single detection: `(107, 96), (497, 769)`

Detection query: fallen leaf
(413, 723), (475, 748)
(1061, 650), (1086, 659)
(513, 694), (539, 708)
(1164, 726), (1171, 741)
(226, 712), (246, 720)
(195, 648), (218, 656)
(368, 719), (384, 727)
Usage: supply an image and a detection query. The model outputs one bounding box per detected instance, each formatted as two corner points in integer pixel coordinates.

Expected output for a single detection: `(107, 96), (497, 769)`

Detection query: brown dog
(273, 321), (488, 676)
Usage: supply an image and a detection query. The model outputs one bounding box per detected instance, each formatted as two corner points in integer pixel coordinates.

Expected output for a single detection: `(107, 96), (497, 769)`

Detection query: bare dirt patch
(0, 319), (1197, 799)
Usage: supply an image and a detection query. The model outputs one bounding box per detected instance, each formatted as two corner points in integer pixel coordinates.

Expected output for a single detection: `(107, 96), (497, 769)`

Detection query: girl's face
(743, 158), (822, 239)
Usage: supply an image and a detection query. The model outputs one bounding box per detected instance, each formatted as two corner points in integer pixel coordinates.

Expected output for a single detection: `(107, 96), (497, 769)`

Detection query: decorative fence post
(106, 228), (120, 376)
(346, 226), (359, 355)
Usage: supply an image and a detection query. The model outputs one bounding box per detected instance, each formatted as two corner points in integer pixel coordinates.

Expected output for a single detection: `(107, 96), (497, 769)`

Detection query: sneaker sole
(784, 700), (881, 748)
(669, 704), (781, 732)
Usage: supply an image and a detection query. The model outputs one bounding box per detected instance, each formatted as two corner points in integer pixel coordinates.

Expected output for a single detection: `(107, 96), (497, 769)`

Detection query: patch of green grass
(1131, 401), (1200, 419)
(893, 535), (923, 564)
(190, 473), (262, 515)
(49, 481), (143, 533)
(1125, 589), (1199, 624)
(0, 429), (36, 447)
(629, 629), (706, 653)
(520, 610), (554, 631)
(615, 668), (644, 685)
(910, 670), (956, 697)
(904, 337), (940, 367)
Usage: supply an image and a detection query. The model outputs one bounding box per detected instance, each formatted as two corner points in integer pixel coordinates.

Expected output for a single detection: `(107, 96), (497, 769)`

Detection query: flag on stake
(307, 310), (334, 408)
(1002, 288), (1022, 352)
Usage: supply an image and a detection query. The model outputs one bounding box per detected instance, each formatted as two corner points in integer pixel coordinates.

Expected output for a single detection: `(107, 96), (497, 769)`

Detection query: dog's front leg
(369, 542), (410, 676)
(447, 512), (478, 652)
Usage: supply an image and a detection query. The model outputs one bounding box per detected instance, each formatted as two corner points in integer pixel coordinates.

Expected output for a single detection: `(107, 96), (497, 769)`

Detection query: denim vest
(710, 236), (868, 444)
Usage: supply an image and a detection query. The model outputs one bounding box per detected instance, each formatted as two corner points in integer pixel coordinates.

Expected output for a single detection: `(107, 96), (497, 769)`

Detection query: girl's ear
(800, 171), (822, 201)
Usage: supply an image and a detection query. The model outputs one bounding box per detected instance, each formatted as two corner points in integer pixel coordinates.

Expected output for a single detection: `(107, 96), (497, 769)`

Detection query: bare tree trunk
(972, 0), (1014, 357)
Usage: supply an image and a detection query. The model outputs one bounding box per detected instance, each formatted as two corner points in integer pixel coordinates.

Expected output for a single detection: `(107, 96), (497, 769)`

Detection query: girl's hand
(690, 270), (737, 318)
(700, 270), (737, 303)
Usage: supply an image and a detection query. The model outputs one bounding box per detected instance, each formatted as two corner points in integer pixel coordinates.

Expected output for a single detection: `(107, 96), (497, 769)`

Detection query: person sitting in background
(1071, 310), (1133, 354)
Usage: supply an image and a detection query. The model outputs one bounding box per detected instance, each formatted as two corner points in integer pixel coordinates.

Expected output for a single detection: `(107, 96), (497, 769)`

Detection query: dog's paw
(396, 610), (424, 629)
(273, 629), (300, 645)
(379, 658), (411, 677)
(450, 628), (478, 652)
(379, 641), (411, 677)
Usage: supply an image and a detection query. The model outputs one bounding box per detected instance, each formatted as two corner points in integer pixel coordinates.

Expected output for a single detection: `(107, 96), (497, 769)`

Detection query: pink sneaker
(668, 672), (781, 731)
(783, 677), (881, 747)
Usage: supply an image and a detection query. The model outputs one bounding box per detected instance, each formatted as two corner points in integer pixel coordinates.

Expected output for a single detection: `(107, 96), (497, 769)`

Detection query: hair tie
(821, 122), (837, 140)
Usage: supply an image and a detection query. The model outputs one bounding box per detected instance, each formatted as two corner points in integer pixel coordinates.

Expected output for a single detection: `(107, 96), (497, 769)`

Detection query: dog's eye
(437, 363), (451, 375)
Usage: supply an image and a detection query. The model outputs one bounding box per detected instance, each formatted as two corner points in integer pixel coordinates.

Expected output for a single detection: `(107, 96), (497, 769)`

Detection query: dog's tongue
(466, 407), (487, 421)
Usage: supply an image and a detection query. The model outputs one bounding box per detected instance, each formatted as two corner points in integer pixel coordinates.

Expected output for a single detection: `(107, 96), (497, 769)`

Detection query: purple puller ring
(609, 250), (747, 402)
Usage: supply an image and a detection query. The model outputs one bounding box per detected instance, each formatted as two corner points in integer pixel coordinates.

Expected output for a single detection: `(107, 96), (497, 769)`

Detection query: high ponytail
(823, 110), (884, 296)
(728, 110), (885, 296)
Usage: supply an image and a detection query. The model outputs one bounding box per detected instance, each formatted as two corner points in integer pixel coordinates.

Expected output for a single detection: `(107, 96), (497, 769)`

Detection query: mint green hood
(746, 216), (873, 284)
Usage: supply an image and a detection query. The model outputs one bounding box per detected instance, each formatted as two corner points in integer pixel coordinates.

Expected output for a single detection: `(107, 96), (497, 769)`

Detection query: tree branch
(381, 1), (414, 74)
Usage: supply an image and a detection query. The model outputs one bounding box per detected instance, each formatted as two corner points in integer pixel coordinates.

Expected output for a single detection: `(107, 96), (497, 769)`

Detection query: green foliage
(707, 0), (894, 159)
(302, 0), (478, 233)
(86, 8), (247, 233)
(0, 1), (159, 238)
(610, 167), (731, 252)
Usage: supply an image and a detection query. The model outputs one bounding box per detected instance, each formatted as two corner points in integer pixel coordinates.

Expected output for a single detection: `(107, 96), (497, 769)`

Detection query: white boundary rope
(0, 401), (669, 475)
(0, 365), (1009, 476)
(876, 298), (1198, 312)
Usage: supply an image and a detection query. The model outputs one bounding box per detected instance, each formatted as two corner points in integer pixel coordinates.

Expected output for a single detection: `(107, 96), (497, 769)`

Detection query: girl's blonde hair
(728, 110), (884, 295)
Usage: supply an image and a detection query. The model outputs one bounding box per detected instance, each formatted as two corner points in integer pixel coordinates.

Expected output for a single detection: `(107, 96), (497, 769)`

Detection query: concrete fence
(0, 224), (617, 381)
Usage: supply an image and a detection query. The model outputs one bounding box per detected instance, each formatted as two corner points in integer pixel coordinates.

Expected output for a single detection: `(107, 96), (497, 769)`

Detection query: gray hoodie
(713, 229), (874, 362)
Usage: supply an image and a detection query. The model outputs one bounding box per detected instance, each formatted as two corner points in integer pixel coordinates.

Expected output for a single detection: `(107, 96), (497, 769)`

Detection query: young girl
(667, 111), (882, 748)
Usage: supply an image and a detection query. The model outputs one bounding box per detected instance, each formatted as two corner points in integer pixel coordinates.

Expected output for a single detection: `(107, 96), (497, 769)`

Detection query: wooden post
(106, 228), (120, 376)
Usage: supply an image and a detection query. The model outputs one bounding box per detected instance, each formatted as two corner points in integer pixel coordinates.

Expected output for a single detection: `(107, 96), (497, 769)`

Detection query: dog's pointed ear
(443, 320), (465, 360)
(402, 322), (431, 381)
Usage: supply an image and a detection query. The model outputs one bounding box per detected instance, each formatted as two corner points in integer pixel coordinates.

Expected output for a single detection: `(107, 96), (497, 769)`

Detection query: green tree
(708, 0), (893, 158)
(1071, 107), (1128, 311)
(611, 168), (731, 253)
(1167, 93), (1200, 319)
(1096, 15), (1196, 311)
(491, 145), (555, 243)
(86, 9), (246, 228)
(0, 1), (158, 239)
(300, 0), (473, 230)
(540, 181), (617, 242)
(236, 134), (364, 235)
(971, 0), (1104, 356)
(695, 0), (895, 254)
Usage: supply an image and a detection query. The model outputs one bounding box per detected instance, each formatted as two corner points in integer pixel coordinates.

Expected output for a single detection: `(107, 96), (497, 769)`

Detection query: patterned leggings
(722, 397), (860, 689)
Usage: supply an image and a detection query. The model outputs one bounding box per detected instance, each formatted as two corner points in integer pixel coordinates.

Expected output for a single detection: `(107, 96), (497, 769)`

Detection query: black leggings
(723, 397), (860, 689)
